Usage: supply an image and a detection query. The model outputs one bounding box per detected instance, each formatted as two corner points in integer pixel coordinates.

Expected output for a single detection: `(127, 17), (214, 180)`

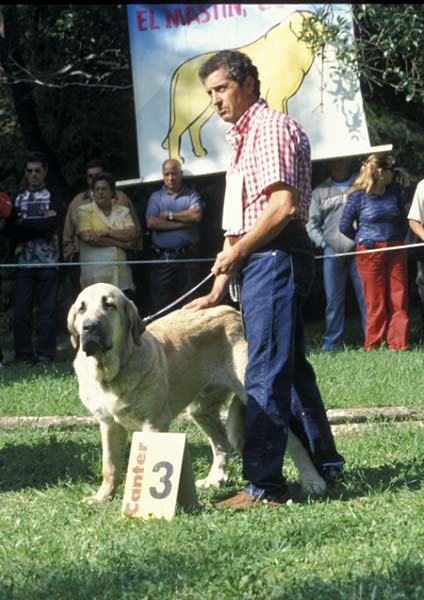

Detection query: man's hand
(211, 244), (244, 276)
(184, 272), (232, 311)
(184, 294), (217, 311)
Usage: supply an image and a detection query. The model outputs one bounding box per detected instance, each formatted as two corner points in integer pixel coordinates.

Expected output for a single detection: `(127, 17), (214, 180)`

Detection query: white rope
(314, 241), (422, 260)
(142, 272), (215, 324)
(0, 241), (422, 270)
(0, 257), (213, 269)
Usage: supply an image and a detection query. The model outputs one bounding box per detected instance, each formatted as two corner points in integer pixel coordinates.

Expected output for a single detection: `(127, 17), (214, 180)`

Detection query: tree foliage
(0, 5), (136, 194)
(299, 3), (424, 179)
(302, 4), (424, 103)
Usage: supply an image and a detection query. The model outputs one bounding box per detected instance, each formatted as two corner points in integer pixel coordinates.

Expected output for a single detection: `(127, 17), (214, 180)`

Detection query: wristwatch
(167, 211), (174, 221)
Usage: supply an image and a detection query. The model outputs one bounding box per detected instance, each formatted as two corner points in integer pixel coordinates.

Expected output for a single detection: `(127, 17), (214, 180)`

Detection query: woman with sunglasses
(339, 153), (408, 351)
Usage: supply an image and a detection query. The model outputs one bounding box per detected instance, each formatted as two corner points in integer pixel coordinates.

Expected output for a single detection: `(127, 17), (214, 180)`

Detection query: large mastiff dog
(68, 283), (327, 504)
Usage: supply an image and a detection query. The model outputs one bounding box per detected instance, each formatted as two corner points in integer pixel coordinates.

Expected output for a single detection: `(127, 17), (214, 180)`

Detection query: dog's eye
(102, 296), (116, 310)
(78, 301), (86, 314)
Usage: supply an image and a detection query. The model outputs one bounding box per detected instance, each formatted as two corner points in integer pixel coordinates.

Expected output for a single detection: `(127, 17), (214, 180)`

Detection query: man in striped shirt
(186, 50), (344, 508)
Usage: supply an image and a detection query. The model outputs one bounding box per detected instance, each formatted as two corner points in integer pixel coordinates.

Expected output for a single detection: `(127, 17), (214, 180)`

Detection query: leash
(142, 272), (215, 325)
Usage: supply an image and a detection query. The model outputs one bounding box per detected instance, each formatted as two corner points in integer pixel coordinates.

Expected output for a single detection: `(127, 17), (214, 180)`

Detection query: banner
(127, 4), (389, 183)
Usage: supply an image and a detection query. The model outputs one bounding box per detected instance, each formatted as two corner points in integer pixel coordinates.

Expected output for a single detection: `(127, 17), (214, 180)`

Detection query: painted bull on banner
(162, 11), (322, 163)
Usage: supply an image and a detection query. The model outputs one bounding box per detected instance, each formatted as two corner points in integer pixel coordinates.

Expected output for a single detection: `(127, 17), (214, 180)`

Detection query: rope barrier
(0, 240), (423, 269)
(142, 272), (215, 324)
(0, 257), (214, 269)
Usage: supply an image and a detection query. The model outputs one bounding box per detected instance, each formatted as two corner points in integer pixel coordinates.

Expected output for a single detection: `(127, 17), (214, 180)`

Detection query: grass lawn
(0, 310), (424, 598)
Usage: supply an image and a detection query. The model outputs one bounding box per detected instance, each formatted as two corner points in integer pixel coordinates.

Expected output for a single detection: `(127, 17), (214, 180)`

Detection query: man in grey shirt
(307, 157), (366, 350)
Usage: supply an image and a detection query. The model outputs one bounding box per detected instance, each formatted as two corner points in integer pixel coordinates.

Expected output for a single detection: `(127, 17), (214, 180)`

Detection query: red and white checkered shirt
(224, 98), (312, 236)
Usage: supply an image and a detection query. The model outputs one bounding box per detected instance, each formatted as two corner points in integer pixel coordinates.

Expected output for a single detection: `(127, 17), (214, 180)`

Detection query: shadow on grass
(1, 550), (423, 599)
(326, 458), (424, 502)
(0, 360), (75, 384)
(0, 435), (99, 492)
(1, 430), (423, 503)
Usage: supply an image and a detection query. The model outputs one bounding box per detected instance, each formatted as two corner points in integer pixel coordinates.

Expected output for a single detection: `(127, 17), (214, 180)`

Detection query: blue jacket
(339, 187), (406, 244)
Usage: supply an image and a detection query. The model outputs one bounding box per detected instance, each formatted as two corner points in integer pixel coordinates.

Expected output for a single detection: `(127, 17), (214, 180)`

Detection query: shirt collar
(161, 183), (186, 197)
(226, 98), (267, 150)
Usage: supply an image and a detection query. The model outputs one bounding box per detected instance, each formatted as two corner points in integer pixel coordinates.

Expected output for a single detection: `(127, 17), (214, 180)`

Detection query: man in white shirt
(407, 178), (424, 320)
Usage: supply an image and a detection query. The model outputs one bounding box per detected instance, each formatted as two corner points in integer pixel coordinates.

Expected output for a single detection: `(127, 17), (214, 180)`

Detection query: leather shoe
(215, 490), (290, 509)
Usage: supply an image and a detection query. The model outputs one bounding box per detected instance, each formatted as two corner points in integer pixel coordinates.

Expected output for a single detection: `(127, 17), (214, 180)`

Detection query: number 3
(149, 461), (174, 499)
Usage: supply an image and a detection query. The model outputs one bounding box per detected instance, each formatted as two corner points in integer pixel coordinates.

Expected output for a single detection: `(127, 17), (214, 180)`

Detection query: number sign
(122, 432), (198, 520)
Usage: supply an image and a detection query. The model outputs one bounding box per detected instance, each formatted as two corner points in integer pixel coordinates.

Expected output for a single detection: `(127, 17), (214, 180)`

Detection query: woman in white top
(77, 172), (137, 294)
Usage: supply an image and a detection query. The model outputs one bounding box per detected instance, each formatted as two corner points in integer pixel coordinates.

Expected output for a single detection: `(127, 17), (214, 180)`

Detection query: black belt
(227, 220), (306, 251)
(152, 243), (198, 257)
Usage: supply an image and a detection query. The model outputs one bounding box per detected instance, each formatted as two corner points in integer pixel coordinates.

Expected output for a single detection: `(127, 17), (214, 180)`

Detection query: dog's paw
(195, 473), (228, 488)
(81, 494), (111, 505)
(298, 477), (327, 496)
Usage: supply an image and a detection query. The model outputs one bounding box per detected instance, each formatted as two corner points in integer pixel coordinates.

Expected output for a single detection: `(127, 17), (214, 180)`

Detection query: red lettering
(132, 487), (141, 502)
(148, 8), (160, 30)
(197, 4), (210, 23)
(228, 5), (242, 17)
(164, 7), (186, 28)
(212, 5), (219, 19)
(137, 452), (146, 465)
(138, 442), (148, 452)
(136, 9), (148, 31)
(133, 473), (144, 488)
(132, 465), (144, 476)
(125, 502), (139, 516)
(185, 6), (200, 25)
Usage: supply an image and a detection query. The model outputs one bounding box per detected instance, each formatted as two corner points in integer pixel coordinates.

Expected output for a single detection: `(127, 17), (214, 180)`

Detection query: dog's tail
(226, 395), (245, 453)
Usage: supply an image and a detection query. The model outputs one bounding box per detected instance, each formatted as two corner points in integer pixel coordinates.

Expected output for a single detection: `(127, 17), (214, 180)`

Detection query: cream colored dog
(68, 282), (327, 504)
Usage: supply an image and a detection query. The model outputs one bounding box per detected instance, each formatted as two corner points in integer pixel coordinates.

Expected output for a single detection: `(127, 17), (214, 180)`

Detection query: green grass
(1, 311), (424, 598)
(0, 422), (424, 599)
(0, 310), (423, 415)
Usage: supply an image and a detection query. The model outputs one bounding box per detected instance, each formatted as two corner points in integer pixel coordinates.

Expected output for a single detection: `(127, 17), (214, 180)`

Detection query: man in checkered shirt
(186, 50), (344, 509)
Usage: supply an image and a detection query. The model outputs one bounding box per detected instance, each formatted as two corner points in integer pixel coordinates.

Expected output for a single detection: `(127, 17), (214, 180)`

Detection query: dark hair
(25, 151), (48, 170)
(86, 158), (106, 171)
(198, 50), (260, 97)
(92, 172), (116, 195)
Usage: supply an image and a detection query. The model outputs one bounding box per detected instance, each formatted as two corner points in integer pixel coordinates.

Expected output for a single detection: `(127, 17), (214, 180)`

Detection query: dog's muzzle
(81, 320), (107, 356)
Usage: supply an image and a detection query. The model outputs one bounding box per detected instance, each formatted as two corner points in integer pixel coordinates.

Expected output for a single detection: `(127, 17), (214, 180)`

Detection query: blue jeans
(14, 267), (58, 359)
(322, 246), (366, 350)
(240, 236), (344, 496)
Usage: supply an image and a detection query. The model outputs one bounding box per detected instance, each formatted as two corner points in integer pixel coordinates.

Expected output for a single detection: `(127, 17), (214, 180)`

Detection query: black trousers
(149, 245), (201, 313)
(14, 267), (58, 359)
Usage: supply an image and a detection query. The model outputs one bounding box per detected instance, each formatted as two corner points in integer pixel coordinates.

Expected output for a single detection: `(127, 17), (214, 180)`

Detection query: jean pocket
(290, 248), (315, 300)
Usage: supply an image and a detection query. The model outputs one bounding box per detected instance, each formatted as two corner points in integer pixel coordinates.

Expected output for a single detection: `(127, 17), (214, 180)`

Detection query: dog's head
(67, 283), (145, 357)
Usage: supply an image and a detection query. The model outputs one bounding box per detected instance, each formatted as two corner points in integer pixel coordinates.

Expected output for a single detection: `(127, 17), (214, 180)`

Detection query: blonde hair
(349, 153), (395, 194)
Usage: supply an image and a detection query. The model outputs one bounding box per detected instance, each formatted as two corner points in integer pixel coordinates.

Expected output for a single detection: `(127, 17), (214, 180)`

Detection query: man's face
(162, 160), (182, 194)
(203, 66), (254, 124)
(86, 166), (103, 189)
(25, 162), (47, 191)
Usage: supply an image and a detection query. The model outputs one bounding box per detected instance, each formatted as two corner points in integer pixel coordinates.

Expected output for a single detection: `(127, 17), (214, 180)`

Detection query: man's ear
(243, 74), (255, 95)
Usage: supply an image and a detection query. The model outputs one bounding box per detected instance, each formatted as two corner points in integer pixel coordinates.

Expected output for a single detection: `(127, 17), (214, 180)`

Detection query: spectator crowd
(1, 146), (424, 367)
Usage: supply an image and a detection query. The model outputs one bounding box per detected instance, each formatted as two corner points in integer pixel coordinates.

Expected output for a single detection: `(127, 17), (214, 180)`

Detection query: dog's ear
(125, 297), (145, 345)
(67, 302), (80, 349)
